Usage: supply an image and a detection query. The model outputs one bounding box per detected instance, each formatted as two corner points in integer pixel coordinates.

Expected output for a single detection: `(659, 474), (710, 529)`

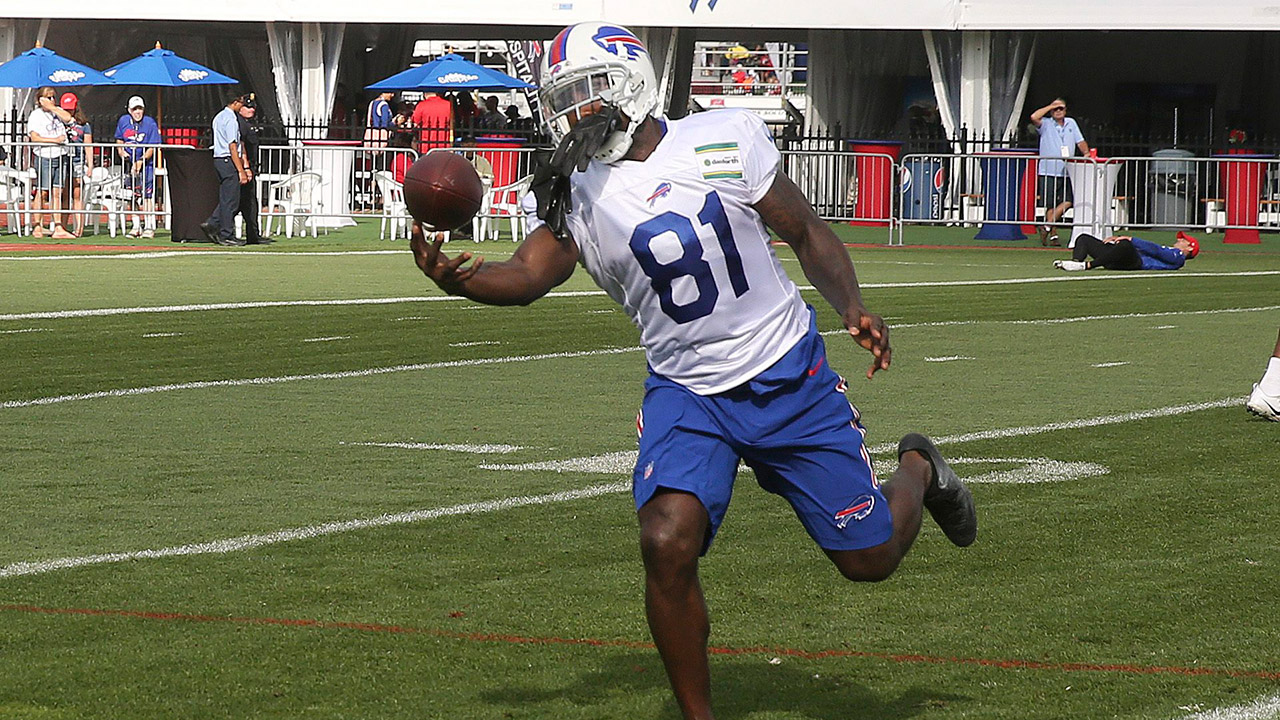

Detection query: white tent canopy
(4, 0), (1279, 30)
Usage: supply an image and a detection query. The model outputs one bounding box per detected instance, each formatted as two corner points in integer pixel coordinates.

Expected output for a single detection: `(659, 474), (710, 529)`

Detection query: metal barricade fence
(778, 148), (899, 244)
(2, 140), (172, 237)
(892, 151), (1280, 245)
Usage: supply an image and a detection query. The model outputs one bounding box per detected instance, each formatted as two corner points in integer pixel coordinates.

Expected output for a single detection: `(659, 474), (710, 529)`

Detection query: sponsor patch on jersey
(695, 142), (744, 179)
(834, 494), (875, 529)
(647, 182), (672, 207)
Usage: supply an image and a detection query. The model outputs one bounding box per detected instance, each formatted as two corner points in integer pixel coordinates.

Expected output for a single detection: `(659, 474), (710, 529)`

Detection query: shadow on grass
(480, 649), (968, 719)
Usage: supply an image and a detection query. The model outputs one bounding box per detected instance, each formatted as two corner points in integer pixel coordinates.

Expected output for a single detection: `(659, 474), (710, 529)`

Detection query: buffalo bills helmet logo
(592, 26), (647, 59)
(834, 494), (875, 529)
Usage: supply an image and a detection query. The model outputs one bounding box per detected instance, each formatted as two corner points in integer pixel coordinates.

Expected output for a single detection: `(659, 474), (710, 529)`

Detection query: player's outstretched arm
(754, 172), (891, 378)
(409, 223), (580, 306)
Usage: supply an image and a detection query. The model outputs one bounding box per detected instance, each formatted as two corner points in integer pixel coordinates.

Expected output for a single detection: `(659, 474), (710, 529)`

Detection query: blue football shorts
(633, 313), (892, 554)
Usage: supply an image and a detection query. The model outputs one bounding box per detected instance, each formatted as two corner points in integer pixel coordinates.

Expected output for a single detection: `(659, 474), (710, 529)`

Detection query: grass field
(2, 220), (1278, 719)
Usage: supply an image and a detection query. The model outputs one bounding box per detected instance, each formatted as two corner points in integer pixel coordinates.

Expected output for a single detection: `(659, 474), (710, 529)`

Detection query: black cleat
(899, 433), (978, 547)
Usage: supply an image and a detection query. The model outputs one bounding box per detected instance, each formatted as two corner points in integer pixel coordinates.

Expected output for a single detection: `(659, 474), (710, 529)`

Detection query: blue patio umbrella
(0, 43), (113, 88)
(365, 53), (534, 91)
(102, 42), (238, 125)
(102, 42), (238, 87)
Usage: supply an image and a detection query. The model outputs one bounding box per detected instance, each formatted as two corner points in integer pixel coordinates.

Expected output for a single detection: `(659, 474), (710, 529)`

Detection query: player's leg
(637, 490), (715, 720)
(1071, 233), (1103, 262)
(823, 449), (931, 581)
(1247, 328), (1280, 421)
(633, 382), (739, 720)
(744, 343), (975, 582)
(1091, 239), (1141, 270)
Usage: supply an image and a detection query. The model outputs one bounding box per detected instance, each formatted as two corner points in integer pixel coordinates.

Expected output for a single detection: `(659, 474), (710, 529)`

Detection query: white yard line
(0, 481), (629, 579)
(0, 328), (47, 334)
(924, 356), (975, 362)
(1175, 693), (1280, 720)
(0, 396), (1238, 580)
(864, 397), (1241, 456)
(4, 306), (1275, 411)
(141, 332), (182, 338)
(3, 274), (1277, 323)
(1092, 361), (1131, 368)
(350, 441), (526, 454)
(0, 346), (643, 409)
(302, 336), (350, 343)
(448, 340), (502, 347)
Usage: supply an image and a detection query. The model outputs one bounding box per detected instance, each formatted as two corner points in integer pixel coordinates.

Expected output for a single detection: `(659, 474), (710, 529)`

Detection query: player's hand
(410, 221), (483, 293)
(845, 307), (891, 378)
(550, 105), (622, 174)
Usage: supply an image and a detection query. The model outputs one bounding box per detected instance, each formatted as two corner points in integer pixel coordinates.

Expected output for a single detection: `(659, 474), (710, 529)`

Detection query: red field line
(0, 243), (188, 252)
(4, 603), (1278, 681)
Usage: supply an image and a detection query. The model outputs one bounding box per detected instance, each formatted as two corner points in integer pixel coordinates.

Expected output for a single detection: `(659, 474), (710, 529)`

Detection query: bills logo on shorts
(592, 26), (647, 59)
(834, 494), (875, 529)
(647, 182), (672, 207)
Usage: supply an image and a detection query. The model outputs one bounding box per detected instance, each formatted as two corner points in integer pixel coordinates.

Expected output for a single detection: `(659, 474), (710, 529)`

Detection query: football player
(409, 22), (979, 718)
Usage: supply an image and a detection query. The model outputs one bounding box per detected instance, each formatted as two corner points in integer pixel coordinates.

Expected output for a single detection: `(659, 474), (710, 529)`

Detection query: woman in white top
(26, 86), (76, 239)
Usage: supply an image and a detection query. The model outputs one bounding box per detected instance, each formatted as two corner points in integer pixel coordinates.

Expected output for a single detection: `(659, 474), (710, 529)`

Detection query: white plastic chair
(82, 166), (132, 237)
(264, 171), (323, 238)
(372, 171), (411, 240)
(0, 166), (33, 236)
(476, 174), (533, 242)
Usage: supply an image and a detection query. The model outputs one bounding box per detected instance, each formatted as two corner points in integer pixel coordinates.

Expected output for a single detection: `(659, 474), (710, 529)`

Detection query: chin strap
(549, 105), (624, 175)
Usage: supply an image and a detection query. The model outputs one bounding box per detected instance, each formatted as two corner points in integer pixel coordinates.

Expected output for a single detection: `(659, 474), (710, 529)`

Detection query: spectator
(60, 92), (93, 237)
(393, 101), (413, 130)
(503, 104), (522, 126)
(454, 92), (478, 138)
(1053, 232), (1198, 271)
(477, 96), (508, 131)
(200, 94), (249, 247)
(1030, 97), (1090, 246)
(1247, 329), (1280, 421)
(363, 91), (395, 148)
(388, 131), (415, 185)
(234, 93), (271, 245)
(411, 91), (453, 152)
(114, 95), (161, 238)
(27, 86), (75, 239)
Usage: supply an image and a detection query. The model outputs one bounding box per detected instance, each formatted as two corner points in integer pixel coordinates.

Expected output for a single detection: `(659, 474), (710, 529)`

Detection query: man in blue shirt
(114, 95), (162, 238)
(1053, 232), (1199, 271)
(200, 94), (249, 246)
(1031, 98), (1090, 246)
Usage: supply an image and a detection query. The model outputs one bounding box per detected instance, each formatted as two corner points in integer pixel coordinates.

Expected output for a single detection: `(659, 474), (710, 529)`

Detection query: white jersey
(528, 109), (809, 395)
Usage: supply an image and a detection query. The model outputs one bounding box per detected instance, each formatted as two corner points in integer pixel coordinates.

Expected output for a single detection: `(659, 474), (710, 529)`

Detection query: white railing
(8, 139), (1276, 247)
(891, 151), (1280, 246)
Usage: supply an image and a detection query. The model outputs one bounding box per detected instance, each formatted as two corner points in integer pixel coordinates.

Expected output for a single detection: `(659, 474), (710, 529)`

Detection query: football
(402, 151), (485, 231)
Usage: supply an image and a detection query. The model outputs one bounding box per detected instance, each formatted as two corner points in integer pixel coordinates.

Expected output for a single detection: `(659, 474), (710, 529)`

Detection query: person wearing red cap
(1053, 231), (1199, 272)
(60, 92), (94, 237)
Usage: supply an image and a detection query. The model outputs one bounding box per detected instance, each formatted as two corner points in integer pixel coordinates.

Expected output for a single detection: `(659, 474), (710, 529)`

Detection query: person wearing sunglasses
(1031, 97), (1090, 246)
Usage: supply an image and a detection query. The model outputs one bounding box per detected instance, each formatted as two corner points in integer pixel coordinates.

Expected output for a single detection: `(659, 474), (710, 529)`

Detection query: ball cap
(1177, 231), (1200, 258)
(59, 92), (78, 110)
(128, 95), (146, 109)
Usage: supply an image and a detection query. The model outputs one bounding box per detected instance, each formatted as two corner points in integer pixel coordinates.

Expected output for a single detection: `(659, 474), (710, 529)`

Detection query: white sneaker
(141, 228), (154, 239)
(1053, 259), (1086, 271)
(1247, 383), (1280, 421)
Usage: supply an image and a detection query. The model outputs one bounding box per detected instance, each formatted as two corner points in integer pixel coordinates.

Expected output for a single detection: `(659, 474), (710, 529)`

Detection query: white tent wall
(804, 30), (930, 140)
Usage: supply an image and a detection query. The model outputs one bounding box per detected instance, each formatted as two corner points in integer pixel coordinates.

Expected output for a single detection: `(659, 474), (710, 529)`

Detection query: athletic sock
(1259, 357), (1280, 396)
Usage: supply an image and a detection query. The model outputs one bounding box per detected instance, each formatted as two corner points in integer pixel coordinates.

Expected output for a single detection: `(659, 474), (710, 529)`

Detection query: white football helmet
(539, 22), (661, 164)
